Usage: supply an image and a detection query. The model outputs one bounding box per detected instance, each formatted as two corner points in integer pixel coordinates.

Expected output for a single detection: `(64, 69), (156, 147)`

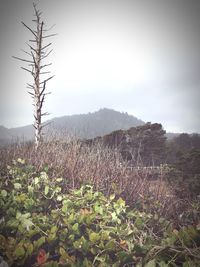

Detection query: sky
(0, 0), (200, 133)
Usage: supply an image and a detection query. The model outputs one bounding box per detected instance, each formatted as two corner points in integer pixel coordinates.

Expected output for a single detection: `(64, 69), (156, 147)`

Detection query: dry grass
(0, 135), (196, 226)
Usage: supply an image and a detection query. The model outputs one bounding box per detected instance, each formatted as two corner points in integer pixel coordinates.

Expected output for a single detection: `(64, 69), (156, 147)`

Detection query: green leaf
(80, 236), (89, 251)
(111, 212), (118, 221)
(89, 232), (100, 243)
(135, 217), (143, 227)
(42, 261), (59, 267)
(59, 247), (75, 263)
(116, 198), (125, 207)
(145, 259), (156, 267)
(23, 218), (34, 231)
(26, 243), (33, 256)
(43, 165), (49, 173)
(68, 213), (75, 223)
(62, 199), (73, 210)
(69, 234), (75, 242)
(14, 183), (22, 190)
(90, 247), (98, 255)
(50, 225), (58, 234)
(17, 158), (25, 164)
(94, 203), (103, 215)
(56, 195), (62, 201)
(15, 193), (27, 203)
(117, 251), (132, 263)
(105, 240), (116, 250)
(94, 255), (106, 263)
(28, 185), (34, 194)
(72, 223), (79, 232)
(34, 177), (39, 185)
(14, 245), (25, 258)
(158, 261), (169, 267)
(16, 211), (22, 220)
(59, 247), (66, 257)
(101, 231), (110, 241)
(109, 194), (115, 201)
(62, 205), (68, 213)
(44, 185), (49, 195)
(56, 178), (63, 182)
(1, 189), (7, 198)
(33, 236), (46, 250)
(55, 186), (62, 193)
(164, 235), (177, 246)
(40, 171), (48, 181)
(83, 258), (92, 267)
(7, 218), (19, 228)
(73, 240), (82, 249)
(48, 233), (57, 242)
(22, 212), (31, 219)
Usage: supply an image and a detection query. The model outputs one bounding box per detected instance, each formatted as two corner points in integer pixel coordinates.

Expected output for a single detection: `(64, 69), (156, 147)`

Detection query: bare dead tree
(13, 2), (56, 149)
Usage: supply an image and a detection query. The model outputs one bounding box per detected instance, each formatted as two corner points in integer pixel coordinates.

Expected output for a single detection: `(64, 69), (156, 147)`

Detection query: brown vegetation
(1, 136), (198, 228)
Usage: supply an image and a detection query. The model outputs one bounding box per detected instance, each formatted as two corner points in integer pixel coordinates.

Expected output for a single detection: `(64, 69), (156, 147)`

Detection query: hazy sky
(0, 0), (200, 133)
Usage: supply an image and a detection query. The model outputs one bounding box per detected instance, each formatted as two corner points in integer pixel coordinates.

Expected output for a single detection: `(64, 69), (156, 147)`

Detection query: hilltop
(0, 108), (144, 144)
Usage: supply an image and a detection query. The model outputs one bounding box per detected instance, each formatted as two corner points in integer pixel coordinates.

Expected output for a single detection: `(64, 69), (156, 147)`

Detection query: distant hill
(165, 132), (180, 140)
(0, 108), (145, 144)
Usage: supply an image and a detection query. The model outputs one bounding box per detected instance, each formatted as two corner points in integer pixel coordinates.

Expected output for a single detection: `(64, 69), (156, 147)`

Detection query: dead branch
(40, 63), (52, 69)
(21, 21), (37, 38)
(42, 33), (57, 39)
(41, 43), (52, 51)
(26, 43), (38, 54)
(12, 56), (34, 64)
(43, 24), (56, 32)
(21, 49), (32, 57)
(40, 75), (54, 84)
(21, 67), (33, 74)
(41, 112), (50, 116)
(27, 91), (35, 96)
(41, 121), (51, 129)
(40, 71), (51, 74)
(41, 49), (53, 59)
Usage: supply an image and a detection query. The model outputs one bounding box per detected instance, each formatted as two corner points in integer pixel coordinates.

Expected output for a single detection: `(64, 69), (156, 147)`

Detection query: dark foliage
(87, 122), (166, 166)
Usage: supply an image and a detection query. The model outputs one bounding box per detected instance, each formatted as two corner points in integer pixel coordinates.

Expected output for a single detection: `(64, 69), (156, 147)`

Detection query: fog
(0, 0), (200, 133)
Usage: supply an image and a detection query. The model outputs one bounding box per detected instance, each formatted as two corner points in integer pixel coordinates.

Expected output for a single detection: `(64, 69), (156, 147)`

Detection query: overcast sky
(0, 0), (200, 133)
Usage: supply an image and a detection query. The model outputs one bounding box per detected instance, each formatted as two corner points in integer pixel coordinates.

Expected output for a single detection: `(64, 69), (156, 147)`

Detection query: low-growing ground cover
(0, 159), (200, 266)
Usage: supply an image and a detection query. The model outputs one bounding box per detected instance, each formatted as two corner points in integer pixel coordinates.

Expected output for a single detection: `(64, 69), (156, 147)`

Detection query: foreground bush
(0, 159), (200, 266)
(0, 140), (184, 224)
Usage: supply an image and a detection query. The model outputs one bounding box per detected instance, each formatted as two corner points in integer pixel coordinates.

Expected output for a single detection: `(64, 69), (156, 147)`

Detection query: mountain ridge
(0, 108), (145, 144)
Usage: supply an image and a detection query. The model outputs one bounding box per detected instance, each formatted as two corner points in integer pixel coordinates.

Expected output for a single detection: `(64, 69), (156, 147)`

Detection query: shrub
(0, 160), (200, 266)
(0, 140), (175, 216)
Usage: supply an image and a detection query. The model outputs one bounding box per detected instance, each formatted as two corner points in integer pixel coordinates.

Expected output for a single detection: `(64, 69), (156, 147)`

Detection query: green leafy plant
(0, 160), (200, 266)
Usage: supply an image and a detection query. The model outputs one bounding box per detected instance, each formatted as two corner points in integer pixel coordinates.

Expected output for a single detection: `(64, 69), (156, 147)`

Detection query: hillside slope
(0, 108), (144, 144)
